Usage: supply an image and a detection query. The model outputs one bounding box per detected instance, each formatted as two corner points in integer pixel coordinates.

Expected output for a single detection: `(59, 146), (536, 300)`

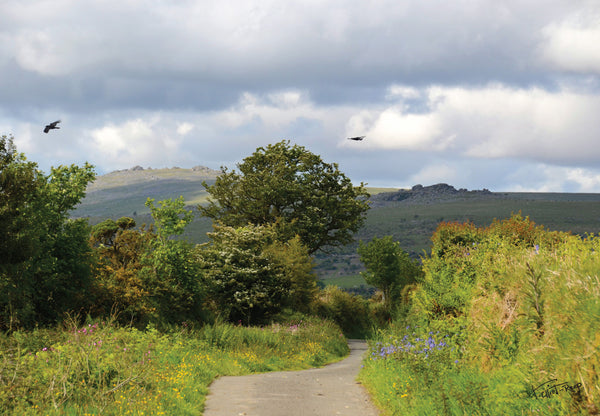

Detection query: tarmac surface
(203, 339), (380, 416)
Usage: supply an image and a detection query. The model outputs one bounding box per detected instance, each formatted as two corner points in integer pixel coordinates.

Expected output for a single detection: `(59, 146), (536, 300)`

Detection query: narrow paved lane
(203, 339), (379, 416)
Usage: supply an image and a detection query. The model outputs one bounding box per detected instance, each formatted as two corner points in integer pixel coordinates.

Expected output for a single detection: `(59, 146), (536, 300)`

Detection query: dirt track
(203, 339), (380, 416)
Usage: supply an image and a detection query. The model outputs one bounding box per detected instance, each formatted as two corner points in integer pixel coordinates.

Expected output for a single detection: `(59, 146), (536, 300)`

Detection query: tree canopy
(197, 223), (292, 324)
(358, 235), (421, 310)
(0, 135), (96, 329)
(198, 140), (370, 254)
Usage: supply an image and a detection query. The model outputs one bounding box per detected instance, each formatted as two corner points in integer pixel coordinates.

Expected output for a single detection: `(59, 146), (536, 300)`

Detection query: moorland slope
(73, 170), (600, 283)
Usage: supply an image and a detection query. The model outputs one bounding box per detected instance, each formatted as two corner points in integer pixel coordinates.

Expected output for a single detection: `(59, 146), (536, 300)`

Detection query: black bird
(44, 120), (61, 133)
(347, 136), (365, 141)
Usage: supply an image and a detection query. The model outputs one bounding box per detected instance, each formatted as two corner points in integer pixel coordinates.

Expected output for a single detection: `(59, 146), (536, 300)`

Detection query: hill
(73, 165), (221, 218)
(72, 172), (600, 286)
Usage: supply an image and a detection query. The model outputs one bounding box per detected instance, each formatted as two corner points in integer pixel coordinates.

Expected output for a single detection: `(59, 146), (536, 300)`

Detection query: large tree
(0, 135), (96, 329)
(198, 140), (370, 254)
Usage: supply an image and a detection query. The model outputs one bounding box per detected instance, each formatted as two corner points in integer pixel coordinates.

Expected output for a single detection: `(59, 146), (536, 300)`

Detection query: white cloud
(351, 84), (600, 164)
(408, 163), (459, 186)
(386, 85), (421, 100)
(565, 167), (600, 192)
(540, 9), (600, 73)
(88, 117), (184, 169)
(176, 122), (194, 136)
(503, 164), (600, 193)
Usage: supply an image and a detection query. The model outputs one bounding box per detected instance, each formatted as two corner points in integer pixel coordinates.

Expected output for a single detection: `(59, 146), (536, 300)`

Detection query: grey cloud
(3, 0), (600, 192)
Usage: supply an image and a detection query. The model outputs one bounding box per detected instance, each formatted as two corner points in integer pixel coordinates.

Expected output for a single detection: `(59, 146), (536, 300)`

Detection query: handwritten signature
(530, 379), (582, 399)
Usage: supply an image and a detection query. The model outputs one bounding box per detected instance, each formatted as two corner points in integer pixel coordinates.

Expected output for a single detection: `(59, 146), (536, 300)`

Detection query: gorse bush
(361, 214), (600, 415)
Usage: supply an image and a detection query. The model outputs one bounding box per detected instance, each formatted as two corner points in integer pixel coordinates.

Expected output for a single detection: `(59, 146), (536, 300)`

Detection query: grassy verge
(359, 217), (600, 415)
(0, 317), (348, 415)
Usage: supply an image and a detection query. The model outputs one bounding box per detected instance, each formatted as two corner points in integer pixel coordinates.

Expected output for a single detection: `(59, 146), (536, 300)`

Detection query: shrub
(361, 214), (600, 415)
(311, 286), (374, 338)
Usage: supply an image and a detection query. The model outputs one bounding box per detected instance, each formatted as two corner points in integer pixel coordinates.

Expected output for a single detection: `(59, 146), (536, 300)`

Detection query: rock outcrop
(371, 183), (493, 205)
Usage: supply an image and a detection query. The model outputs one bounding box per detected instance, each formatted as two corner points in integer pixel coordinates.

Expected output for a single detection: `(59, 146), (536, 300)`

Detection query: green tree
(197, 223), (291, 324)
(358, 236), (421, 310)
(198, 140), (370, 254)
(0, 135), (96, 329)
(90, 217), (154, 323)
(140, 197), (204, 325)
(0, 136), (44, 268)
(146, 196), (194, 241)
(264, 235), (319, 313)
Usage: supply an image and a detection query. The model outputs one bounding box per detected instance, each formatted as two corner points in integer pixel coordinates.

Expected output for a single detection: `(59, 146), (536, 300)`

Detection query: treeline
(2, 136), (405, 335)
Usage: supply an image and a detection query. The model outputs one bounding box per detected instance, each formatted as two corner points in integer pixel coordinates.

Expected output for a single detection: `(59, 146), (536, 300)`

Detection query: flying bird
(347, 136), (365, 141)
(44, 120), (61, 133)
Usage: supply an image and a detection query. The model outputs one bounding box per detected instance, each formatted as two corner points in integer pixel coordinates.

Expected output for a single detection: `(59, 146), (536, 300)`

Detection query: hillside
(73, 165), (221, 218)
(73, 172), (600, 285)
(316, 183), (600, 283)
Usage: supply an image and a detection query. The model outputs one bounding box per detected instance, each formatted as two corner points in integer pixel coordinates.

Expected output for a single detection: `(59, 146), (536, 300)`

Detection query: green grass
(320, 274), (371, 289)
(0, 317), (348, 415)
(359, 218), (600, 415)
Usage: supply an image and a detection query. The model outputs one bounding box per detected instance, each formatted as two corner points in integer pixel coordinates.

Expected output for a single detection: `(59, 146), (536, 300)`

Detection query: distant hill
(72, 170), (600, 285)
(72, 165), (221, 218)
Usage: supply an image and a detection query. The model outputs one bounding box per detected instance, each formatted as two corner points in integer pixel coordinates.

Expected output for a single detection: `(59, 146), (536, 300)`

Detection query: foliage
(0, 135), (96, 330)
(310, 286), (384, 338)
(197, 223), (291, 324)
(139, 197), (204, 326)
(358, 235), (421, 310)
(360, 214), (600, 415)
(0, 317), (348, 415)
(145, 196), (194, 241)
(90, 218), (155, 324)
(430, 220), (482, 259)
(264, 235), (319, 313)
(198, 140), (370, 254)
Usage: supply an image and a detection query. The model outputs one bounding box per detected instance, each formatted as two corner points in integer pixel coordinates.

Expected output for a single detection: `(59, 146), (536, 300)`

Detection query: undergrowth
(0, 316), (348, 415)
(360, 214), (600, 415)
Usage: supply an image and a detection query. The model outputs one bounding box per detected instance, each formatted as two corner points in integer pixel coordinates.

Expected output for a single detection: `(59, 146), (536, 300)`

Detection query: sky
(1, 0), (600, 192)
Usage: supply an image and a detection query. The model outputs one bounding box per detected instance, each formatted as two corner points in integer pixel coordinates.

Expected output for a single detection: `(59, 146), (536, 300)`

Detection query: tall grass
(360, 216), (600, 415)
(0, 317), (348, 415)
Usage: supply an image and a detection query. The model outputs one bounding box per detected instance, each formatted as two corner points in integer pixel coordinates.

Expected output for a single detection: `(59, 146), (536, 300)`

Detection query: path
(203, 339), (380, 416)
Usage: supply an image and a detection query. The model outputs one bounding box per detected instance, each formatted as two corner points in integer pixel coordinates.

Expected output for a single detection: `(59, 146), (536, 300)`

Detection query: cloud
(88, 117), (183, 169)
(407, 163), (459, 186)
(351, 84), (600, 165)
(540, 8), (600, 74)
(176, 122), (194, 136)
(503, 164), (600, 193)
(3, 1), (600, 193)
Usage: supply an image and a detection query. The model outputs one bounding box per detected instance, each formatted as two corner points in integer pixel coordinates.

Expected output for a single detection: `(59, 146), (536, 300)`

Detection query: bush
(311, 286), (376, 338)
(360, 214), (600, 415)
